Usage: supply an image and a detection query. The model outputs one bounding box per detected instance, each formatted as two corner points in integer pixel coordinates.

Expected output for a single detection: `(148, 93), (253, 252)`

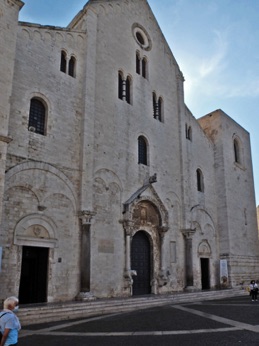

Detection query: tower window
(196, 169), (204, 192)
(68, 56), (76, 77)
(186, 124), (192, 141)
(234, 138), (240, 163)
(60, 51), (67, 73)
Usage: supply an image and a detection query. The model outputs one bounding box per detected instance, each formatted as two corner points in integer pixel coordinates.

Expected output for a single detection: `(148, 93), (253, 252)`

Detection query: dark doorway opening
(201, 258), (210, 290)
(19, 246), (49, 304)
(131, 231), (151, 295)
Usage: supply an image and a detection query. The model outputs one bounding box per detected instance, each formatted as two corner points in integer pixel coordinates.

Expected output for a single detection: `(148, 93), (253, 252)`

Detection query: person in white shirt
(0, 297), (21, 346)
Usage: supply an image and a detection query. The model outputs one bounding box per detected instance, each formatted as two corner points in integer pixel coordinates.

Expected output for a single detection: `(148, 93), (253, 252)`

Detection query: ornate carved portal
(121, 192), (169, 296)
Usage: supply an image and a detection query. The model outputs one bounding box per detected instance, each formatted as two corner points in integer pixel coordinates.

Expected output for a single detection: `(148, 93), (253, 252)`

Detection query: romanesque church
(1, 0), (258, 304)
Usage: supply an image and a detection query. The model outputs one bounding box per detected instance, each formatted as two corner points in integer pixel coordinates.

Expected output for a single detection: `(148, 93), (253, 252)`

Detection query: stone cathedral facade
(1, 0), (259, 304)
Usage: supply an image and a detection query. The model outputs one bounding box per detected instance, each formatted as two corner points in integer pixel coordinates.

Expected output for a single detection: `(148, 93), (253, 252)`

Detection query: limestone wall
(1, 0), (258, 301)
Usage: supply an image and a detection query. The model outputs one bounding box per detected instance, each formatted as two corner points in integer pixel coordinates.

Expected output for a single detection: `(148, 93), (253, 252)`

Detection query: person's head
(3, 296), (19, 311)
(251, 280), (255, 284)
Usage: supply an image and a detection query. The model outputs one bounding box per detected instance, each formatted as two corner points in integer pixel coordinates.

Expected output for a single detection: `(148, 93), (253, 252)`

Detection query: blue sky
(19, 0), (259, 205)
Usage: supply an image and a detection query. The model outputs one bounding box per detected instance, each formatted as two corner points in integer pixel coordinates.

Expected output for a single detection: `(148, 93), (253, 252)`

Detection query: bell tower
(0, 0), (23, 240)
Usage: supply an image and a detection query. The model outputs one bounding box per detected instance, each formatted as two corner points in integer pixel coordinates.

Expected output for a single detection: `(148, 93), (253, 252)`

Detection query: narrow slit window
(186, 125), (192, 140)
(196, 169), (204, 192)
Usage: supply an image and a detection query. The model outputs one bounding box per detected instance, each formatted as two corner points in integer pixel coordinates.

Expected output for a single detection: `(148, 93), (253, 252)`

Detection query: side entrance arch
(14, 214), (58, 304)
(131, 231), (151, 295)
(198, 240), (212, 290)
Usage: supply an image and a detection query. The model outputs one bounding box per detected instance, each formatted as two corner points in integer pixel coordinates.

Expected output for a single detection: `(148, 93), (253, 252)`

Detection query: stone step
(18, 288), (247, 326)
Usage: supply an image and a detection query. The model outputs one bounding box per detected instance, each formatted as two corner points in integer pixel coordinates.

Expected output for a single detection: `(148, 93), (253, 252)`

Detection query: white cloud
(199, 30), (228, 78)
(182, 28), (259, 101)
(221, 79), (259, 98)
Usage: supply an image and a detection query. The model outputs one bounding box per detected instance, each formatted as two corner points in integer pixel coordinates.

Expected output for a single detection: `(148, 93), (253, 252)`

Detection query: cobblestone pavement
(18, 295), (259, 345)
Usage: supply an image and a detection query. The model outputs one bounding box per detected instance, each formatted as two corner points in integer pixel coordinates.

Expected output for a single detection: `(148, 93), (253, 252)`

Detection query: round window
(132, 24), (152, 51)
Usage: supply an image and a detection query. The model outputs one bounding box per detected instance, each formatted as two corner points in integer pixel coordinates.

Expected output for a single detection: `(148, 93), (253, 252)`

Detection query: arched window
(136, 52), (141, 75)
(158, 97), (163, 122)
(60, 50), (67, 73)
(118, 71), (123, 100)
(28, 98), (46, 135)
(196, 169), (204, 192)
(152, 92), (157, 118)
(68, 56), (76, 77)
(234, 138), (240, 163)
(152, 94), (163, 122)
(138, 136), (148, 165)
(126, 76), (131, 104)
(142, 57), (147, 79)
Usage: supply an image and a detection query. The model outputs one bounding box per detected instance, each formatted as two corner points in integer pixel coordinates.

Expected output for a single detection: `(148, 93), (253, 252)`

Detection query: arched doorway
(19, 246), (49, 304)
(201, 258), (210, 290)
(198, 241), (211, 290)
(131, 231), (151, 295)
(14, 215), (58, 303)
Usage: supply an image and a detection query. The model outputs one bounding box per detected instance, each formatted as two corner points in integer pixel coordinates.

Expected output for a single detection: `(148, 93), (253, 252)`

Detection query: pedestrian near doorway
(0, 296), (21, 346)
(249, 280), (258, 301)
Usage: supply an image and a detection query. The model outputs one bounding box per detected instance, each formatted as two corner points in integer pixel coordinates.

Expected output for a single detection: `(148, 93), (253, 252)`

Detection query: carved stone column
(158, 225), (169, 286)
(181, 229), (196, 290)
(76, 210), (96, 301)
(121, 219), (136, 295)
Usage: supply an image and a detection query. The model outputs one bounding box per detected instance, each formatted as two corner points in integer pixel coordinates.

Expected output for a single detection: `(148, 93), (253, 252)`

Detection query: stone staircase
(18, 288), (247, 326)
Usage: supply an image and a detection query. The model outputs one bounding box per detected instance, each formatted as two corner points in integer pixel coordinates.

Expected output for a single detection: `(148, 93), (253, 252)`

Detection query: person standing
(249, 280), (258, 301)
(0, 296), (21, 346)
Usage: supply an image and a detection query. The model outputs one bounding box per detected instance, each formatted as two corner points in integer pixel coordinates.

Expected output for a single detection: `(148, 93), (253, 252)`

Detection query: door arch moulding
(14, 213), (58, 248)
